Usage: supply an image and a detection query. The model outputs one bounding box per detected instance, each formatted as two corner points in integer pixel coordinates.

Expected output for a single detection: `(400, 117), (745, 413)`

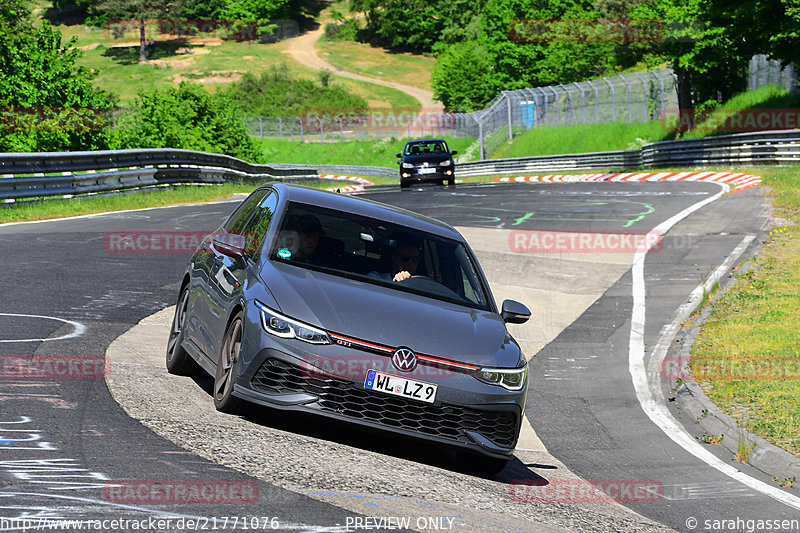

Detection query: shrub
(109, 82), (262, 162)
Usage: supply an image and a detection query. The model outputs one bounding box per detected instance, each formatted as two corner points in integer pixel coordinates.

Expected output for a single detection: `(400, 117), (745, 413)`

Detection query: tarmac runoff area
(106, 226), (670, 532)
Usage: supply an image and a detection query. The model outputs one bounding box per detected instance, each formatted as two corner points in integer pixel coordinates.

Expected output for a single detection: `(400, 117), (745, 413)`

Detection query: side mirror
(501, 299), (530, 324)
(451, 150), (458, 156)
(212, 232), (248, 258)
(395, 153), (402, 158)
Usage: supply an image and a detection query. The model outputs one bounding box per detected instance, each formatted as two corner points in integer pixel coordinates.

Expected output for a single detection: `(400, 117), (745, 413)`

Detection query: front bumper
(235, 320), (525, 458)
(399, 167), (455, 184)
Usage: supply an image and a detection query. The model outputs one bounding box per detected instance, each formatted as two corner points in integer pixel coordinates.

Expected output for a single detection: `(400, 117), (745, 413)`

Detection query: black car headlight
(256, 302), (330, 345)
(439, 160), (452, 166)
(401, 163), (415, 169)
(475, 363), (527, 391)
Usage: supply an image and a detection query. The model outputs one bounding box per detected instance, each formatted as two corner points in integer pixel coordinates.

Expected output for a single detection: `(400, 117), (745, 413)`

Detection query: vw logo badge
(392, 348), (417, 372)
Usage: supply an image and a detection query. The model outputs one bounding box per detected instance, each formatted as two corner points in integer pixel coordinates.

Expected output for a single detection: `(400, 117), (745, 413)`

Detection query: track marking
(495, 172), (762, 193)
(627, 182), (800, 511)
(0, 313), (86, 343)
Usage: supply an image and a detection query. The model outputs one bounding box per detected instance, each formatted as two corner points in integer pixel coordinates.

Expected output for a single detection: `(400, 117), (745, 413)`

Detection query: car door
(206, 190), (278, 359)
(187, 189), (268, 358)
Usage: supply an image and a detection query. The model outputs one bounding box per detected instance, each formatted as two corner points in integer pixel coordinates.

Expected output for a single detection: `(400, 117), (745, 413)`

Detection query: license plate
(419, 167), (437, 174)
(364, 370), (437, 403)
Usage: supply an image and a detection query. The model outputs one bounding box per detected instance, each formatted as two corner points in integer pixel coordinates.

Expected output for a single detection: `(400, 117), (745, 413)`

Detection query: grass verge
(0, 177), (395, 224)
(257, 137), (477, 165)
(690, 165), (800, 458)
(491, 120), (676, 158)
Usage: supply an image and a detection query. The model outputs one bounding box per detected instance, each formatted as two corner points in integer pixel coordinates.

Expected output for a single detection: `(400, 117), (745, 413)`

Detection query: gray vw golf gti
(166, 184), (530, 471)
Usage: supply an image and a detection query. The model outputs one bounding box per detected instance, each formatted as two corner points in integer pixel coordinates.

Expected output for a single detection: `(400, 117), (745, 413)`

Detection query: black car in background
(396, 139), (458, 188)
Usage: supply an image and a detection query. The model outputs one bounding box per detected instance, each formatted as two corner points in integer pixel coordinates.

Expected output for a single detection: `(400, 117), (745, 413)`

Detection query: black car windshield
(404, 140), (448, 156)
(269, 202), (491, 310)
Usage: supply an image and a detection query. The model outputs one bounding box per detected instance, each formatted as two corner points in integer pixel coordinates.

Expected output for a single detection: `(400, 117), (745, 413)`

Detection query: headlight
(475, 363), (527, 391)
(401, 163), (415, 169)
(256, 302), (330, 344)
(439, 160), (452, 166)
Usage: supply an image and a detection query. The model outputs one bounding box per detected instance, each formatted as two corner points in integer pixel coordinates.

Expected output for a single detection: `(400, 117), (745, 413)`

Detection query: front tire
(213, 312), (244, 413)
(166, 286), (199, 376)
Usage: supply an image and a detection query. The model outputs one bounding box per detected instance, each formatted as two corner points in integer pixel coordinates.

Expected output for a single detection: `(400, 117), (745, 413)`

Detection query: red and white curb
(320, 174), (375, 193)
(493, 171), (762, 193)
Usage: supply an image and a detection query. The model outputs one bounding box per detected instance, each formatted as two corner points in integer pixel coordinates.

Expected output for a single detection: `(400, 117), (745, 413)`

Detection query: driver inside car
(369, 241), (421, 282)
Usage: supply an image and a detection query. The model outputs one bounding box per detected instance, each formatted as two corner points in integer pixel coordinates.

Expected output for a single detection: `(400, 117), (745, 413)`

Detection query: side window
(241, 192), (278, 254)
(224, 189), (269, 234)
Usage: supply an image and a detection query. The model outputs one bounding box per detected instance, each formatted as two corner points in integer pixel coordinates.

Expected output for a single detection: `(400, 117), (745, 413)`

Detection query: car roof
(405, 138), (446, 144)
(266, 183), (463, 240)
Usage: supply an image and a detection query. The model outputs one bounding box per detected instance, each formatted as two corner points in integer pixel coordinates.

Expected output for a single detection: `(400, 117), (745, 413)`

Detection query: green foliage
(255, 136), (476, 165)
(433, 0), (623, 110)
(491, 120), (675, 158)
(225, 65), (369, 116)
(180, 0), (228, 19)
(352, 0), (483, 53)
(0, 5), (114, 152)
(431, 42), (495, 112)
(325, 18), (361, 41)
(109, 82), (262, 162)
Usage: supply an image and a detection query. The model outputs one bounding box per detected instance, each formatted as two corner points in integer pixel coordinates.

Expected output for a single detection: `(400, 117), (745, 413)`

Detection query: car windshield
(404, 141), (448, 155)
(269, 202), (491, 310)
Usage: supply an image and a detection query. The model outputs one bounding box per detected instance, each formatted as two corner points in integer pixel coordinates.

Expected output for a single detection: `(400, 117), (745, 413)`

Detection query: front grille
(251, 358), (518, 448)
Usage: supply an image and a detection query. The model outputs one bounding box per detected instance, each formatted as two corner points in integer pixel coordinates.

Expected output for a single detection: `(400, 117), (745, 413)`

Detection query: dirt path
(285, 28), (443, 112)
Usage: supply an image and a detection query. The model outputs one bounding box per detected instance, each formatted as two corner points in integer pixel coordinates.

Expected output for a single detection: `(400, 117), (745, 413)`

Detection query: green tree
(1, 2), (114, 151)
(225, 66), (369, 116)
(433, 0), (622, 109)
(431, 42), (496, 111)
(109, 82), (262, 162)
(88, 0), (182, 62)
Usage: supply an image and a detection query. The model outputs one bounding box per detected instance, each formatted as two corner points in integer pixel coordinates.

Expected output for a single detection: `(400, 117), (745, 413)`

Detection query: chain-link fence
(243, 113), (479, 144)
(472, 69), (677, 158)
(748, 54), (798, 93)
(244, 69), (677, 159)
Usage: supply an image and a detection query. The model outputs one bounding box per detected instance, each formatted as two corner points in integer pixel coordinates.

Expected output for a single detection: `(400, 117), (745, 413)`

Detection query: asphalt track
(0, 181), (797, 532)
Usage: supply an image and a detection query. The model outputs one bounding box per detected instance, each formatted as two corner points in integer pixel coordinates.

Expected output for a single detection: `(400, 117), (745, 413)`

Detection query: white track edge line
(628, 183), (800, 511)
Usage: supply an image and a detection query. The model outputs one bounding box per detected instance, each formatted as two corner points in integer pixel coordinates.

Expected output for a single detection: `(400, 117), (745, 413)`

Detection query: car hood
(402, 154), (452, 165)
(260, 262), (521, 368)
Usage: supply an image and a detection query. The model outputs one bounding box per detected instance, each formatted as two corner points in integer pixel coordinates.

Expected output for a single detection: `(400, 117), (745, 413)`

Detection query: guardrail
(2, 130), (800, 201)
(0, 148), (318, 200)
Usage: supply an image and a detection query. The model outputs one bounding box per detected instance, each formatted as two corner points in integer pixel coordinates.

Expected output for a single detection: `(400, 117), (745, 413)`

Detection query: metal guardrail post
(603, 77), (615, 122)
(633, 73), (648, 121)
(620, 75), (633, 122)
(506, 93), (513, 141)
(478, 120), (485, 160)
(589, 81), (600, 123)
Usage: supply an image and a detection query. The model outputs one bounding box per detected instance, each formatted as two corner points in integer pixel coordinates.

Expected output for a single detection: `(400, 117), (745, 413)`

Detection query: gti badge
(392, 348), (417, 372)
